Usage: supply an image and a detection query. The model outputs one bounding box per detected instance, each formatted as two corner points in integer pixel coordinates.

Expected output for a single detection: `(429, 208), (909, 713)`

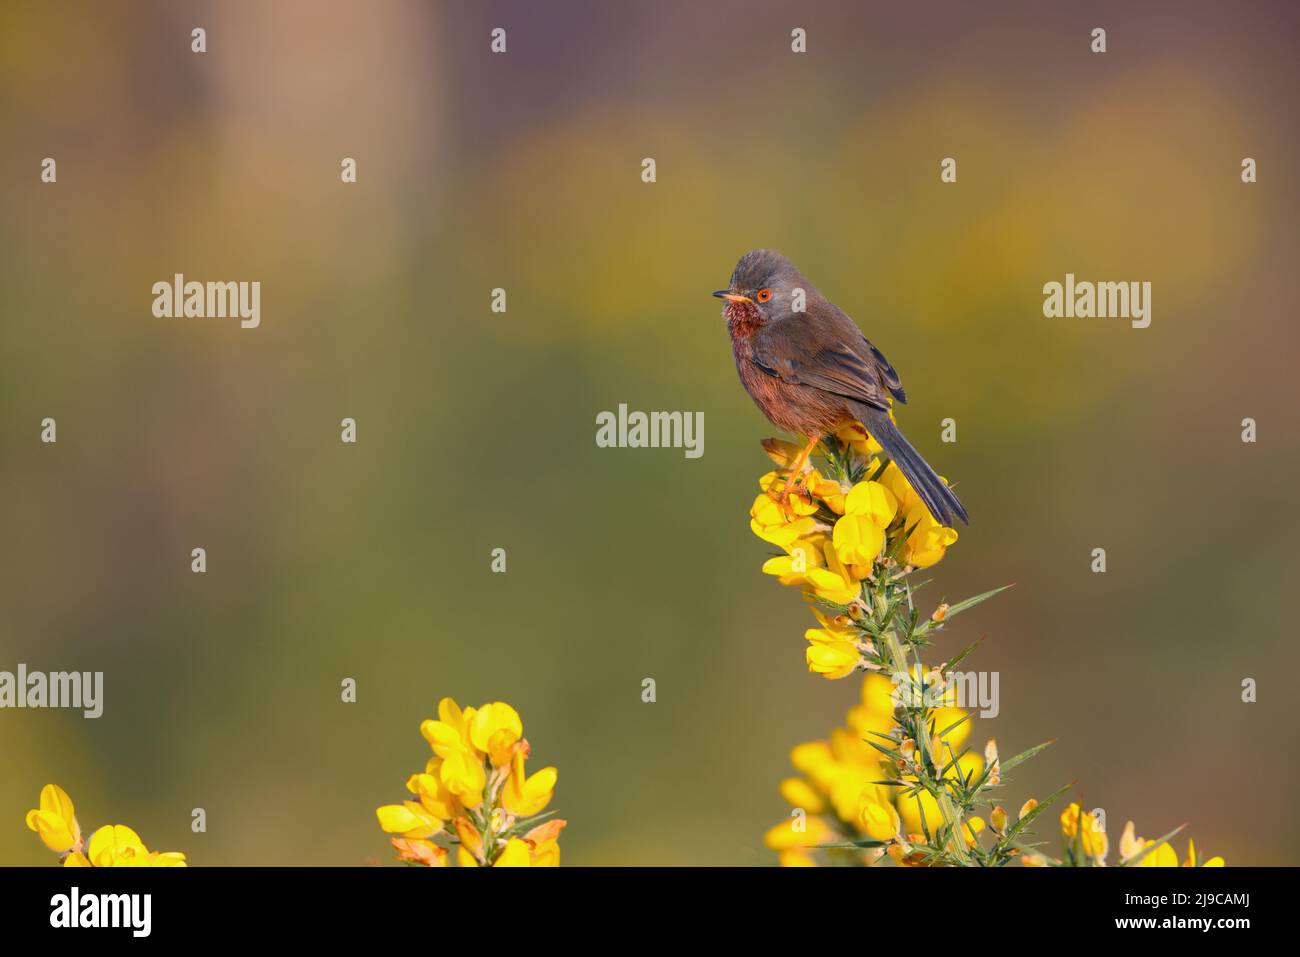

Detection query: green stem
(885, 631), (969, 863)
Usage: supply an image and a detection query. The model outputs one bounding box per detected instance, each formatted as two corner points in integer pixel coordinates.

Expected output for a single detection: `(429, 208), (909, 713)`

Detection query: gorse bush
(754, 423), (1223, 867)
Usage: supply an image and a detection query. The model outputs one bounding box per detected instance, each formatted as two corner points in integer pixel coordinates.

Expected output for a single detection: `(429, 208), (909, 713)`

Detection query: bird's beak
(712, 290), (752, 303)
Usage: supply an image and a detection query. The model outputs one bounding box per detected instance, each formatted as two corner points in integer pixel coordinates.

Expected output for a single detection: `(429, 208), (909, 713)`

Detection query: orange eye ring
(756, 288), (773, 303)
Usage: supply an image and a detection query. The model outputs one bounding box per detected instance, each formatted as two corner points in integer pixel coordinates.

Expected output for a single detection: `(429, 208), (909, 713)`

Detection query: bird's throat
(724, 299), (764, 338)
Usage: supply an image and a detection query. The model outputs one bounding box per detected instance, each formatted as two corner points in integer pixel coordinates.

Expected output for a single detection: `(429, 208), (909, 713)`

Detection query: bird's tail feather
(854, 405), (969, 527)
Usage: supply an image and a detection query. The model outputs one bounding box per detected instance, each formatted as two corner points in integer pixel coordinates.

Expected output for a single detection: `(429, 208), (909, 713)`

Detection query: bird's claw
(768, 474), (808, 509)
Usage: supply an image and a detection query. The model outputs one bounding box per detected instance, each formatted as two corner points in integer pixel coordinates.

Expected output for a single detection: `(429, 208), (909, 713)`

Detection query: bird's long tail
(853, 404), (969, 527)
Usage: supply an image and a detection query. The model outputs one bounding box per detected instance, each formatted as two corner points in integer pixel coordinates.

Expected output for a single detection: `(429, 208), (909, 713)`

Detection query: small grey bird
(714, 249), (967, 527)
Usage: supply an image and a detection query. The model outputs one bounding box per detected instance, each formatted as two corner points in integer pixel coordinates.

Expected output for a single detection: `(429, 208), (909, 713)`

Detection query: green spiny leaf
(1000, 780), (1074, 847)
(914, 584), (1014, 636)
(940, 636), (986, 675)
(1118, 823), (1188, 867)
(1000, 739), (1056, 774)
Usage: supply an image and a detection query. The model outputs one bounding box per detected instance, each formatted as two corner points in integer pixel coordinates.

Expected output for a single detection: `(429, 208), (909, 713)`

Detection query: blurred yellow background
(2, 0), (1297, 865)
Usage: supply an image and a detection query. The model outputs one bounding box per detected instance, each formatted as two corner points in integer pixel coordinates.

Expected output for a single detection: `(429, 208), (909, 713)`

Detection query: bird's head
(712, 249), (807, 325)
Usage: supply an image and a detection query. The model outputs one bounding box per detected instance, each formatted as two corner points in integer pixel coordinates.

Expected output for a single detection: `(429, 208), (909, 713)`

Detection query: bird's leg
(772, 434), (822, 505)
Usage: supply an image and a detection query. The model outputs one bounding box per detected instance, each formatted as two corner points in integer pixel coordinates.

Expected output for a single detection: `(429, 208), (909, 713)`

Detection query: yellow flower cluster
(764, 673), (986, 866)
(1058, 803), (1224, 867)
(751, 426), (959, 679)
(376, 697), (563, 867)
(26, 784), (186, 867)
(753, 428), (1228, 867)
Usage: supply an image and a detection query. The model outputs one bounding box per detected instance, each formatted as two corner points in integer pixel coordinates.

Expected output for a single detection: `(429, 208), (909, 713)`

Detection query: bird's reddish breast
(724, 301), (852, 435)
(725, 305), (807, 434)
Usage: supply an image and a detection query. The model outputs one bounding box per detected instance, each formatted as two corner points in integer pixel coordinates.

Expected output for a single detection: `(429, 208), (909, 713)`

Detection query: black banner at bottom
(0, 864), (1272, 941)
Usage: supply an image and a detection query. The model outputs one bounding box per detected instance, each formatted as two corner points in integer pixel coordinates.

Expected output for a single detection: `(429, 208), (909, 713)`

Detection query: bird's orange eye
(756, 288), (773, 303)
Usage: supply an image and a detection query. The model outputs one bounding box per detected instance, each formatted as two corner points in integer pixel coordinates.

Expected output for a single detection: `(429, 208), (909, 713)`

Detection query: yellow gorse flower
(378, 696), (563, 866)
(804, 608), (863, 679)
(25, 784), (186, 867)
(901, 502), (959, 569)
(502, 747), (558, 816)
(835, 421), (884, 458)
(25, 784), (80, 853)
(763, 814), (834, 853)
(1060, 803), (1108, 863)
(858, 798), (901, 843)
(470, 701), (524, 767)
(832, 480), (898, 566)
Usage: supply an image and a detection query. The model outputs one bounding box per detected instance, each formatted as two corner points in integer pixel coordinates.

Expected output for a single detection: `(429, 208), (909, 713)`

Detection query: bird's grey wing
(824, 301), (907, 404)
(750, 317), (892, 412)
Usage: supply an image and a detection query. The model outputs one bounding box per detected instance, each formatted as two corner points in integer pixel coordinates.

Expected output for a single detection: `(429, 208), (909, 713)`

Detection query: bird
(714, 248), (968, 527)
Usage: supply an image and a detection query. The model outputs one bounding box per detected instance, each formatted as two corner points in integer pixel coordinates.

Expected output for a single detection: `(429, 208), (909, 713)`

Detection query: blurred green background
(2, 0), (1297, 865)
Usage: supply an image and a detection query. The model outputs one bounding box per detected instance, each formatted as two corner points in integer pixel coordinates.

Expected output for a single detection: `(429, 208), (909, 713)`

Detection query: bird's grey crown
(729, 248), (798, 291)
